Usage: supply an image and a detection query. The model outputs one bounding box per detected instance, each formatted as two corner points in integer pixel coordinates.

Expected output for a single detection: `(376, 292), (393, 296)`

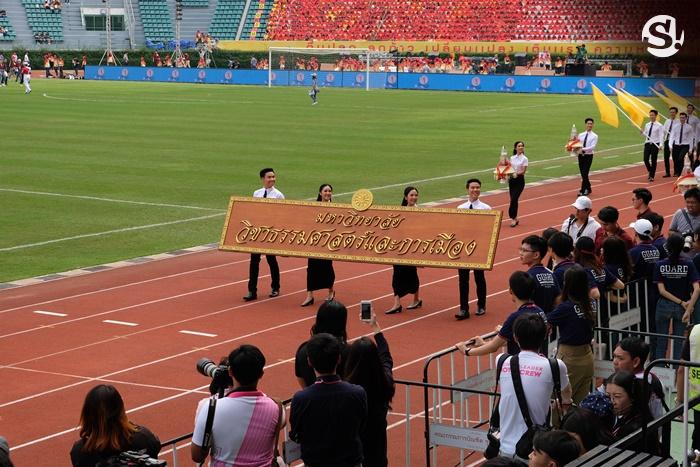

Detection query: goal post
(267, 47), (398, 90)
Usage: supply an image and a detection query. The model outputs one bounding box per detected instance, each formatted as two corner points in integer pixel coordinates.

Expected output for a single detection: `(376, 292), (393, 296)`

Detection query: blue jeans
(654, 298), (685, 360)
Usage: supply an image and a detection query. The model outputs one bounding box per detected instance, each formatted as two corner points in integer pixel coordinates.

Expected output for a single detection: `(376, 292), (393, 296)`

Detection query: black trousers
(508, 175), (525, 219)
(578, 153), (593, 193)
(672, 144), (690, 176)
(663, 141), (672, 176)
(247, 254), (280, 293)
(458, 269), (486, 311)
(643, 143), (659, 178)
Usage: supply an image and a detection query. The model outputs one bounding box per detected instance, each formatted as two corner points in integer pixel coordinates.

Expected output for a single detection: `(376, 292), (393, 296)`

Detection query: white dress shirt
(663, 118), (677, 142)
(560, 215), (600, 241)
(510, 153), (529, 175)
(457, 198), (491, 210)
(690, 114), (700, 143)
(670, 122), (695, 146)
(253, 186), (285, 199)
(642, 121), (664, 146)
(577, 130), (598, 155)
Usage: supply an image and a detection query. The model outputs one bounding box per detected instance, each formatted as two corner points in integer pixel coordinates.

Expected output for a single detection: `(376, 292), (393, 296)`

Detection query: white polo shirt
(457, 199), (491, 210)
(253, 186), (285, 199)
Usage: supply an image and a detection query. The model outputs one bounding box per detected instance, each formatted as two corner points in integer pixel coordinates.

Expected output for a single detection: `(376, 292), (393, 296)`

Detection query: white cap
(572, 196), (592, 210)
(629, 219), (653, 237)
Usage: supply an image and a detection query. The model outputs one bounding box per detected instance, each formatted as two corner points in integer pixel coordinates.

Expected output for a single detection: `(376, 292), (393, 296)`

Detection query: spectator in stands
(632, 188), (655, 221)
(605, 371), (659, 454)
(250, 56), (258, 69)
(629, 219), (661, 281)
(653, 234), (700, 360)
(301, 184), (335, 308)
(549, 232), (576, 290)
(548, 266), (595, 403)
(669, 188), (700, 239)
(595, 206), (634, 253)
(541, 227), (559, 270)
(520, 235), (560, 313)
(456, 271), (546, 357)
(343, 315), (395, 467)
(0, 436), (13, 467)
(191, 345), (284, 466)
(122, 53), (128, 66)
(295, 299), (348, 388)
(507, 141), (528, 228)
(290, 333), (367, 467)
(139, 56), (146, 67)
(612, 337), (667, 421)
(494, 313), (572, 460)
(528, 430), (580, 467)
(561, 403), (613, 454)
(70, 384), (160, 467)
(386, 186), (421, 314)
(561, 196), (600, 242)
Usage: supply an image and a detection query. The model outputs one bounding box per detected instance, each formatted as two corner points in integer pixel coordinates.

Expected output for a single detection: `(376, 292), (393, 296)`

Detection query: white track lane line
(179, 330), (217, 338)
(32, 310), (67, 317)
(102, 319), (138, 327)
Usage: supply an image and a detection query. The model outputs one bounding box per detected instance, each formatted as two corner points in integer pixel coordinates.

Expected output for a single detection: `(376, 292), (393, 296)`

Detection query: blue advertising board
(85, 66), (695, 96)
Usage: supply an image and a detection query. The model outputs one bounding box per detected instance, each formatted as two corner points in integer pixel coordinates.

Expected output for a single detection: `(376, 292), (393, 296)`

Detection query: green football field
(0, 79), (657, 282)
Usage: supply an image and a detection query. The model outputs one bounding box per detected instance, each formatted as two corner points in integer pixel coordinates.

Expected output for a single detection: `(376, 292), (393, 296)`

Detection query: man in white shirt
(495, 313), (571, 460)
(670, 112), (694, 176)
(688, 104), (700, 156)
(642, 109), (664, 181)
(455, 178), (490, 320)
(560, 196), (600, 242)
(662, 106), (678, 177)
(243, 168), (284, 301)
(577, 118), (598, 196)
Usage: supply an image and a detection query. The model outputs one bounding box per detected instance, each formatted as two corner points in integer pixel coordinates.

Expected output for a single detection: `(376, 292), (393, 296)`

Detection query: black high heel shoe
(385, 305), (402, 315)
(301, 297), (315, 307)
(406, 299), (423, 310)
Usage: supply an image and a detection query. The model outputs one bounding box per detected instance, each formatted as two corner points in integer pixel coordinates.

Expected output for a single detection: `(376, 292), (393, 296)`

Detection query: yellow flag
(650, 87), (686, 111)
(615, 89), (647, 128)
(591, 84), (619, 128)
(619, 89), (655, 115)
(659, 83), (690, 109)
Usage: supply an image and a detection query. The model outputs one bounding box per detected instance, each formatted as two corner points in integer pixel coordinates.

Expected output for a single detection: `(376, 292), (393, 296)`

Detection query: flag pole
(607, 84), (663, 147)
(617, 87), (667, 120)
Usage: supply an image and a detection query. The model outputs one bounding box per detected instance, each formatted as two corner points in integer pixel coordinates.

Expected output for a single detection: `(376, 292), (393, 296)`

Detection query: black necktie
(648, 123), (653, 139)
(263, 190), (267, 198)
(583, 132), (588, 148)
(469, 203), (473, 209)
(680, 124), (684, 144)
(667, 120), (673, 142)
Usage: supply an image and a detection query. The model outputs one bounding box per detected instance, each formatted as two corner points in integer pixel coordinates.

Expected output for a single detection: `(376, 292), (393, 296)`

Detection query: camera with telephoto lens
(196, 357), (233, 395)
(682, 230), (694, 252)
(98, 451), (166, 466)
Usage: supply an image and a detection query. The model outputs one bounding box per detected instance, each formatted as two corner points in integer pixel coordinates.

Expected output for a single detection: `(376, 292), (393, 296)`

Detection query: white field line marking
(42, 93), (255, 105)
(329, 143), (640, 198)
(603, 155), (620, 159)
(543, 165), (561, 170)
(33, 310), (67, 317)
(626, 182), (648, 185)
(179, 330), (217, 338)
(0, 213), (224, 252)
(0, 257), (251, 315)
(627, 151), (642, 155)
(102, 319), (138, 327)
(6, 176), (676, 450)
(0, 188), (223, 212)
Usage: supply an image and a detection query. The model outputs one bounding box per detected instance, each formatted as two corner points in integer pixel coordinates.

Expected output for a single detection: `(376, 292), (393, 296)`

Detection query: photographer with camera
(670, 188), (700, 258)
(191, 345), (284, 467)
(70, 385), (161, 467)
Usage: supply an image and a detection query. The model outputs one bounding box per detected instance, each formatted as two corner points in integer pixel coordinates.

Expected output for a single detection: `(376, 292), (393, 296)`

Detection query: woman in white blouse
(508, 141), (529, 227)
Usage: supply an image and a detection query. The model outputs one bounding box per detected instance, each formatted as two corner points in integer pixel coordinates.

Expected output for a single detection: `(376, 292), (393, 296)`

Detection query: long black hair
(666, 233), (683, 265)
(310, 300), (347, 343)
(343, 337), (395, 406)
(401, 186), (418, 206)
(574, 236), (603, 274)
(316, 183), (333, 202)
(562, 266), (595, 323)
(601, 236), (633, 282)
(606, 371), (651, 420)
(512, 140), (525, 155)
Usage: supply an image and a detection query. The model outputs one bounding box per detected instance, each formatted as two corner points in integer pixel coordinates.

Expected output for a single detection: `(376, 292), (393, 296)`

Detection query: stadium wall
(85, 66), (696, 96)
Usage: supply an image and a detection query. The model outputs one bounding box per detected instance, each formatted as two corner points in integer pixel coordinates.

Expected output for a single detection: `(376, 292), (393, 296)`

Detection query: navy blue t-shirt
(585, 266), (616, 293)
(694, 253), (700, 281)
(653, 258), (700, 301)
(653, 236), (668, 259)
(604, 262), (626, 282)
(527, 264), (561, 313)
(498, 303), (547, 355)
(629, 242), (660, 281)
(552, 260), (577, 289)
(547, 299), (594, 345)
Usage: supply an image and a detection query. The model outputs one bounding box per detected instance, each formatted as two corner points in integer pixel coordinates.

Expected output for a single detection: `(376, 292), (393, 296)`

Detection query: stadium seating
(240, 0), (272, 40)
(0, 15), (17, 41)
(21, 0), (63, 42)
(181, 0), (208, 7)
(139, 0), (174, 42)
(208, 0), (245, 40)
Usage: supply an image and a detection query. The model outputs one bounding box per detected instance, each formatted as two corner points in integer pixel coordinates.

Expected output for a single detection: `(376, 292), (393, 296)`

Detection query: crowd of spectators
(43, 0), (62, 11)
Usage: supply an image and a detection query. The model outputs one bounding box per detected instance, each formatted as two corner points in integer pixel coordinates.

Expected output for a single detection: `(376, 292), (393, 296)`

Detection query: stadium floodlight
(269, 47), (386, 91)
(98, 0), (119, 66)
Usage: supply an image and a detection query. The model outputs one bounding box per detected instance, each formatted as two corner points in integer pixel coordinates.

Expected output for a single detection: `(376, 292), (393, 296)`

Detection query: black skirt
(307, 258), (335, 291)
(392, 265), (419, 297)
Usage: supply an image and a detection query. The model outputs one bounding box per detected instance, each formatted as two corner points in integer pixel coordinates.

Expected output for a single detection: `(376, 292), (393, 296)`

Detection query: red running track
(0, 164), (686, 466)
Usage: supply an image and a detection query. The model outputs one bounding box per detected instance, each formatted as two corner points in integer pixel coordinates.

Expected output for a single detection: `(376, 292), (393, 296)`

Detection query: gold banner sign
(219, 193), (502, 269)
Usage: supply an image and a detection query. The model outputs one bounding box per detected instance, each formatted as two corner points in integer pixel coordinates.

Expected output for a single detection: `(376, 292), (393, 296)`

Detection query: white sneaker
(312, 101), (318, 105)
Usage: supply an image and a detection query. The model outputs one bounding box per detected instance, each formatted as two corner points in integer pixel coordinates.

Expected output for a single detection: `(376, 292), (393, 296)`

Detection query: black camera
(197, 357), (233, 395)
(98, 451), (166, 466)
